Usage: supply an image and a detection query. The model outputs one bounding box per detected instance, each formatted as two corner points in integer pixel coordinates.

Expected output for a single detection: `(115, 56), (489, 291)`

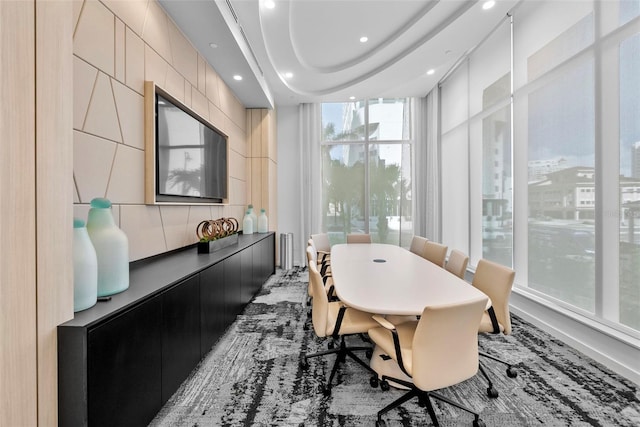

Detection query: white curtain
(413, 90), (440, 241)
(298, 103), (322, 264)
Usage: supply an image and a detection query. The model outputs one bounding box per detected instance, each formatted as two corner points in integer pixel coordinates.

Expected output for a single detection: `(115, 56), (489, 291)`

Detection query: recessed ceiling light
(209, 42), (218, 49)
(264, 0), (275, 9)
(233, 75), (243, 81)
(482, 0), (495, 10)
(359, 36), (368, 43)
(283, 72), (293, 79)
(426, 69), (435, 75)
(349, 96), (355, 100)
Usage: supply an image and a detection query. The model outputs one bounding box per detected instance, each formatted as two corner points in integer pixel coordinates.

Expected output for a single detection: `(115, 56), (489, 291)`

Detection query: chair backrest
(471, 259), (515, 335)
(308, 262), (330, 338)
(305, 246), (317, 297)
(422, 241), (448, 267)
(311, 233), (331, 253)
(409, 235), (428, 256)
(412, 295), (488, 392)
(445, 249), (469, 279)
(346, 233), (371, 244)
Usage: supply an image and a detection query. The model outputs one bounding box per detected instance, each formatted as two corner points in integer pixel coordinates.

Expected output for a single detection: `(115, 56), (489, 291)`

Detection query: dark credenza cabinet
(58, 233), (275, 427)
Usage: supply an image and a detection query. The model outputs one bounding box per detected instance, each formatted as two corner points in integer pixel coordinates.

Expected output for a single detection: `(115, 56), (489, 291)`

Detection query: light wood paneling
(35, 2), (74, 425)
(0, 2), (37, 426)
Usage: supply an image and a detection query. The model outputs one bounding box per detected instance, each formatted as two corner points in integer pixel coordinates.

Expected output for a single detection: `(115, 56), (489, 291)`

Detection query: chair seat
(326, 302), (379, 336)
(478, 311), (505, 334)
(368, 320), (418, 375)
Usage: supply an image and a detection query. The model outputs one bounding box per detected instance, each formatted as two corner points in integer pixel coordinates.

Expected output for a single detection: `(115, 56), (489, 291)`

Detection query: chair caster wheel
(417, 397), (426, 407)
(300, 358), (308, 370)
(473, 418), (486, 427)
(303, 323), (308, 330)
(328, 341), (335, 349)
(507, 367), (518, 378)
(380, 380), (390, 391)
(365, 349), (373, 359)
(320, 384), (332, 397)
(376, 419), (387, 427)
(487, 386), (499, 398)
(369, 375), (379, 388)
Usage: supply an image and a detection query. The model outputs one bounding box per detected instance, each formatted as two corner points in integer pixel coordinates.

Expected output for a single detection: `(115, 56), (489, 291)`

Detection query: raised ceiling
(159, 0), (519, 109)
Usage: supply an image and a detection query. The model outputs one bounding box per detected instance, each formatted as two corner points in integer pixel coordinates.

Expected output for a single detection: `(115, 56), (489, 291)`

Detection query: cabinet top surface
(61, 233), (274, 328)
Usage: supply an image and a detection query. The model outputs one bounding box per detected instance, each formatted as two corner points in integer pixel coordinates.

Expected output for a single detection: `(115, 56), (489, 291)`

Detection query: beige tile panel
(115, 18), (125, 82)
(120, 204), (166, 261)
(83, 72), (122, 143)
(267, 109), (277, 161)
(186, 205), (216, 245)
(74, 130), (116, 202)
(209, 102), (225, 133)
(229, 177), (246, 208)
(73, 55), (97, 130)
(205, 65), (220, 107)
(165, 66), (185, 102)
(227, 119), (247, 158)
(73, 204), (91, 225)
(125, 27), (145, 94)
(72, 0), (83, 35)
(144, 43), (168, 88)
(142, 0), (172, 63)
(267, 158), (277, 231)
(248, 109), (263, 158)
(229, 148), (246, 181)
(197, 55), (206, 92)
(184, 82), (192, 108)
(159, 205), (191, 250)
(73, 0), (114, 76)
(112, 80), (144, 150)
(190, 88), (209, 121)
(245, 156), (252, 205)
(218, 80), (245, 128)
(106, 144), (145, 204)
(167, 18), (197, 85)
(102, 0), (148, 36)
(74, 180), (80, 203)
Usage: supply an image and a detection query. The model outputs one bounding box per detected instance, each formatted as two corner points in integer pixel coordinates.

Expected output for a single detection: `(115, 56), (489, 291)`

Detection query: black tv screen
(155, 91), (227, 203)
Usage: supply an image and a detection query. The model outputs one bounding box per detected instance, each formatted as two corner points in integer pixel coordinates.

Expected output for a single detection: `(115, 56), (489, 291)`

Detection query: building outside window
(320, 99), (413, 246)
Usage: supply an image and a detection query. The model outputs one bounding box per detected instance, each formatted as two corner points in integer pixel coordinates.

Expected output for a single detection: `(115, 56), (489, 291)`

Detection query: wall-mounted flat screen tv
(154, 90), (227, 203)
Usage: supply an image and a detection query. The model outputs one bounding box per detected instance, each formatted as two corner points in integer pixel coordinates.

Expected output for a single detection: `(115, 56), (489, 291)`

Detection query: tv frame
(144, 81), (229, 205)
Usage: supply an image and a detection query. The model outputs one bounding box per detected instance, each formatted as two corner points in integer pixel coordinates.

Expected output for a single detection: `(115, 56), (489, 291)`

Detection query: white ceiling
(159, 0), (519, 109)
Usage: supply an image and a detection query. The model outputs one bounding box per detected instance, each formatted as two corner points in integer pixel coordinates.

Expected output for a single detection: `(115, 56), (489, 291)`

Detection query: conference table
(329, 243), (490, 386)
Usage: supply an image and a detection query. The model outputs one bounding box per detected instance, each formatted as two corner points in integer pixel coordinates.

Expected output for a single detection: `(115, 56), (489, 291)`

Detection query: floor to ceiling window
(320, 99), (413, 246)
(439, 0), (640, 335)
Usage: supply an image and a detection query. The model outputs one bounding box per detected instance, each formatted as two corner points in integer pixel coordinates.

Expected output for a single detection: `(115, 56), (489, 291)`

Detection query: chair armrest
(372, 314), (396, 330)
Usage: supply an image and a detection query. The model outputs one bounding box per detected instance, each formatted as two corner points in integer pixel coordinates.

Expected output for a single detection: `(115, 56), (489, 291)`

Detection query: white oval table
(329, 243), (490, 387)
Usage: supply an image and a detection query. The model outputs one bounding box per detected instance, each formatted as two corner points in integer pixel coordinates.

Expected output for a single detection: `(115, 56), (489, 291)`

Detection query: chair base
(376, 375), (485, 427)
(301, 336), (375, 396)
(477, 350), (518, 398)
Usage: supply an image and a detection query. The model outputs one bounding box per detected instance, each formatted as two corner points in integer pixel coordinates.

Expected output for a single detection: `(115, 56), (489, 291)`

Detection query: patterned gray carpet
(150, 267), (640, 426)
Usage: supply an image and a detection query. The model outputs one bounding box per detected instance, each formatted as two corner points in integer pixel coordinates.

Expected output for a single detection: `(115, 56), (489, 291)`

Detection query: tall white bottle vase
(73, 218), (98, 312)
(248, 204), (258, 231)
(243, 210), (254, 235)
(86, 198), (130, 296)
(257, 209), (268, 233)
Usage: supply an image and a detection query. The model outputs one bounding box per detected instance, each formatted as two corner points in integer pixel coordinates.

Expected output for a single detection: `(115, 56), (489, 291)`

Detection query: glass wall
(321, 99), (413, 246)
(439, 0), (640, 335)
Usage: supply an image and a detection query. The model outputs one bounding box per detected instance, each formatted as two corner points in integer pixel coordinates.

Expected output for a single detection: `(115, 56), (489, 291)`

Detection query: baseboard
(510, 290), (640, 387)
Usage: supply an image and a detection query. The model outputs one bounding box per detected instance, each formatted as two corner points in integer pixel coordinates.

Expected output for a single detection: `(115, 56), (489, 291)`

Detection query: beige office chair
(409, 235), (428, 256)
(346, 233), (372, 244)
(368, 295), (489, 427)
(471, 258), (517, 398)
(300, 262), (380, 396)
(422, 241), (448, 267)
(305, 246), (335, 301)
(310, 233), (331, 266)
(308, 238), (331, 277)
(445, 249), (469, 279)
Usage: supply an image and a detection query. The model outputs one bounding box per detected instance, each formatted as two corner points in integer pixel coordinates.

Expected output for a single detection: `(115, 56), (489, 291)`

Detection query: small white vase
(257, 209), (268, 233)
(73, 218), (98, 312)
(243, 210), (254, 235)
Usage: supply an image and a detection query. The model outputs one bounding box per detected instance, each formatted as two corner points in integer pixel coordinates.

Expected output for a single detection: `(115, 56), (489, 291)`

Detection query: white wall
(276, 106), (304, 266)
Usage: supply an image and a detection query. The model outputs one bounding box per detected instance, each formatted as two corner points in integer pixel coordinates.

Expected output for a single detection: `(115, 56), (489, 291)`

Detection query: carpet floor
(150, 267), (640, 426)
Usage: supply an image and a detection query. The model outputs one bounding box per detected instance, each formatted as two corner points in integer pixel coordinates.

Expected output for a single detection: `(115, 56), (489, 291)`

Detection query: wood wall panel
(0, 2), (37, 426)
(36, 0), (74, 424)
